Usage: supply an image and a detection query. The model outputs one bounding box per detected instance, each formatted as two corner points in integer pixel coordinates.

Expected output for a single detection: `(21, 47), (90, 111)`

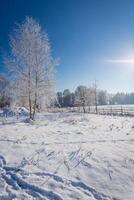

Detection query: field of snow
(0, 112), (134, 200)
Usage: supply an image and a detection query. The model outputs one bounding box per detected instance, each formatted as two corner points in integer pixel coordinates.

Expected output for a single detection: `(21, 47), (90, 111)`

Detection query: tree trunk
(83, 105), (86, 113)
(29, 92), (32, 119)
(28, 70), (32, 120)
(32, 71), (38, 120)
(82, 100), (86, 113)
(32, 93), (37, 120)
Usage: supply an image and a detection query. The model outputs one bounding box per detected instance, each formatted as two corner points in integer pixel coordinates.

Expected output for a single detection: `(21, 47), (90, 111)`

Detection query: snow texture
(0, 112), (134, 199)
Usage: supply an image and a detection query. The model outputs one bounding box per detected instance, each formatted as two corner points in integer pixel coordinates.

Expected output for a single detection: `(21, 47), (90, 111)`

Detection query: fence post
(121, 105), (123, 115)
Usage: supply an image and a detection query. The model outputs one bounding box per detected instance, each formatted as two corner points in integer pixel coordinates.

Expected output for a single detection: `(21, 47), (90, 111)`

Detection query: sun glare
(108, 59), (134, 64)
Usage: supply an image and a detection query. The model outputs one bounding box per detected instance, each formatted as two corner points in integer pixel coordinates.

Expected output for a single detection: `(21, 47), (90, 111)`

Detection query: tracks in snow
(0, 155), (63, 200)
(34, 171), (118, 200)
(0, 155), (119, 200)
(0, 156), (117, 200)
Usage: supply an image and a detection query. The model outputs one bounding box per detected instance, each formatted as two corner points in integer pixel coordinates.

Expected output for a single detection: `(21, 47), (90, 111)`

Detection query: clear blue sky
(0, 0), (134, 93)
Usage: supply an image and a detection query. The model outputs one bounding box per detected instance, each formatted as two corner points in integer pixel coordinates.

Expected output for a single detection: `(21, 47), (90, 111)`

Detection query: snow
(0, 107), (29, 117)
(0, 112), (134, 199)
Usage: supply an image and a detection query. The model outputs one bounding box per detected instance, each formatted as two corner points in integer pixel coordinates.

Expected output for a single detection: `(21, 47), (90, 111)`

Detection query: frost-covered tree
(75, 85), (89, 113)
(98, 90), (108, 105)
(86, 86), (95, 112)
(56, 90), (75, 108)
(4, 17), (54, 120)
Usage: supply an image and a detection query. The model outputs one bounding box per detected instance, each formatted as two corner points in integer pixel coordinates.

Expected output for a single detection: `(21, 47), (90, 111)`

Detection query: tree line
(1, 73), (134, 114)
(56, 86), (134, 110)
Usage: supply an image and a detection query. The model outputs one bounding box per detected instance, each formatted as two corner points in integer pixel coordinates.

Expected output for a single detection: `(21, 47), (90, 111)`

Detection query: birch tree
(86, 86), (95, 112)
(4, 16), (54, 120)
(98, 90), (108, 105)
(75, 86), (88, 113)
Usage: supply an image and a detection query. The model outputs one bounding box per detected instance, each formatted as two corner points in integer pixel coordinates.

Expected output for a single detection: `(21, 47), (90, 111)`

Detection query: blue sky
(0, 0), (134, 93)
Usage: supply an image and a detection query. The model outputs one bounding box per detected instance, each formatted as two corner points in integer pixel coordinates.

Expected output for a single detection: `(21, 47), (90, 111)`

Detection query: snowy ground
(0, 112), (134, 200)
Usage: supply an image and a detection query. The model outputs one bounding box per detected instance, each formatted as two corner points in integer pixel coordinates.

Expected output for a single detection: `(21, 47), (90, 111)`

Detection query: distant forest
(56, 87), (134, 107)
(1, 75), (134, 108)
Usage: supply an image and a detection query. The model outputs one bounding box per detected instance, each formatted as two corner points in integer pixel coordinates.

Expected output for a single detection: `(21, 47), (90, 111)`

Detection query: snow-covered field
(0, 112), (134, 200)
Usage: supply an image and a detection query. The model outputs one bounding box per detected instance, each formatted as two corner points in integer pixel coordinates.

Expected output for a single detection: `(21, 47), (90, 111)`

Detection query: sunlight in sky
(106, 58), (134, 72)
(107, 59), (134, 64)
(1, 0), (134, 92)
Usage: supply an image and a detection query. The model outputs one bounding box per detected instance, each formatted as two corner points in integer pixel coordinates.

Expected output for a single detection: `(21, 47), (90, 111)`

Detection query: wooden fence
(48, 105), (134, 116)
(1, 105), (134, 118)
